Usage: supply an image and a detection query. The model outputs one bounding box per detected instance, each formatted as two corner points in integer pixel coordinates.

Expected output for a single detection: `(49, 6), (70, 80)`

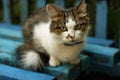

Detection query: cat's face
(46, 0), (89, 44)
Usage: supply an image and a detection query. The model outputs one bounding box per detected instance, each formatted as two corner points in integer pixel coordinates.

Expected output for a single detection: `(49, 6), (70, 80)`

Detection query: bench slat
(83, 43), (120, 67)
(96, 0), (108, 39)
(55, 0), (65, 7)
(36, 0), (46, 8)
(0, 25), (22, 41)
(87, 37), (115, 47)
(20, 0), (28, 24)
(0, 64), (55, 80)
(3, 0), (11, 23)
(0, 38), (22, 49)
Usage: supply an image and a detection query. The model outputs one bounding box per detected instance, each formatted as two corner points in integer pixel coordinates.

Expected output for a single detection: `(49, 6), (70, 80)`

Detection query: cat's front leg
(69, 58), (80, 64)
(49, 55), (60, 67)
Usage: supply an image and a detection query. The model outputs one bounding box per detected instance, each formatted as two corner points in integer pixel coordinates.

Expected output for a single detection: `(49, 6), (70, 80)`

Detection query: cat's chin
(63, 41), (84, 46)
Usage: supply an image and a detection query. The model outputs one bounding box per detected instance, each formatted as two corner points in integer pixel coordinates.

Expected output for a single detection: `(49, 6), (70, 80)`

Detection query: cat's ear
(76, 0), (87, 12)
(46, 4), (59, 19)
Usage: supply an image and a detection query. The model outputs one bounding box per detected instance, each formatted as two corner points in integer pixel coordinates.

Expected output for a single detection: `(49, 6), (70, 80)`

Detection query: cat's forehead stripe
(66, 17), (76, 28)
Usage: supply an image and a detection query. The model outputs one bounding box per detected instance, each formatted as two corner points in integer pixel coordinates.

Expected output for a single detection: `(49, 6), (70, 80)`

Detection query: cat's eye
(75, 25), (81, 30)
(55, 26), (67, 31)
(60, 26), (67, 31)
(75, 23), (86, 31)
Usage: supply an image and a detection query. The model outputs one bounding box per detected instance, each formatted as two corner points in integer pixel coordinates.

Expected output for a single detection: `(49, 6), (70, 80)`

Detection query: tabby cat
(16, 0), (90, 71)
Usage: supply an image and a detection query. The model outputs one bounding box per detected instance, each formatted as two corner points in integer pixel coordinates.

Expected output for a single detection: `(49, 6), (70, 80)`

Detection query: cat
(16, 0), (90, 71)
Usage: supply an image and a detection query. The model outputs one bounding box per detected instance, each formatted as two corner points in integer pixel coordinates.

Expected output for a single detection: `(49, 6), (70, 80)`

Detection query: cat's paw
(49, 56), (60, 67)
(69, 58), (80, 64)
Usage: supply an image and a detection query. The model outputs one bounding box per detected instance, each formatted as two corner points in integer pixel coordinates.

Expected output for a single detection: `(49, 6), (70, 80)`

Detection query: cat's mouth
(63, 41), (84, 46)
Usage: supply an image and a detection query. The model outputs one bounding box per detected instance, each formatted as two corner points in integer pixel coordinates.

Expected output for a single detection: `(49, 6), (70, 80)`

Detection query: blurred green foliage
(107, 0), (120, 47)
(0, 0), (3, 21)
(47, 0), (55, 3)
(11, 0), (20, 24)
(86, 0), (96, 36)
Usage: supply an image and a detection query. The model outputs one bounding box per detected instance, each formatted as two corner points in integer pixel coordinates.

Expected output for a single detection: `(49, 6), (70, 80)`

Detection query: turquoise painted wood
(0, 0), (120, 79)
(0, 64), (56, 80)
(87, 37), (115, 47)
(0, 23), (22, 31)
(20, 0), (28, 24)
(96, 0), (108, 39)
(83, 43), (120, 67)
(0, 24), (22, 41)
(3, 0), (11, 24)
(55, 0), (65, 7)
(36, 0), (46, 8)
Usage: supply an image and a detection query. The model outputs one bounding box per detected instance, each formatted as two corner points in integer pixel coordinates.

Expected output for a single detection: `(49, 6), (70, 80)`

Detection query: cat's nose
(66, 34), (75, 41)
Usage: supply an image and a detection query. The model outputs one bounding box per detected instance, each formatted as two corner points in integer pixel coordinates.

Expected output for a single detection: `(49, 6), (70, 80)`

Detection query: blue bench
(0, 23), (120, 80)
(0, 0), (120, 80)
(0, 64), (56, 80)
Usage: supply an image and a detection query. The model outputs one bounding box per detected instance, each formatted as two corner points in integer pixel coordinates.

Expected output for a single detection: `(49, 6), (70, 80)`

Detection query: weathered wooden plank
(0, 51), (17, 66)
(20, 0), (28, 24)
(0, 38), (22, 65)
(0, 38), (20, 51)
(0, 23), (22, 31)
(55, 0), (65, 7)
(0, 37), (22, 48)
(83, 43), (120, 67)
(0, 25), (22, 41)
(3, 0), (11, 24)
(96, 0), (108, 39)
(0, 64), (56, 80)
(36, 0), (46, 8)
(87, 37), (115, 47)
